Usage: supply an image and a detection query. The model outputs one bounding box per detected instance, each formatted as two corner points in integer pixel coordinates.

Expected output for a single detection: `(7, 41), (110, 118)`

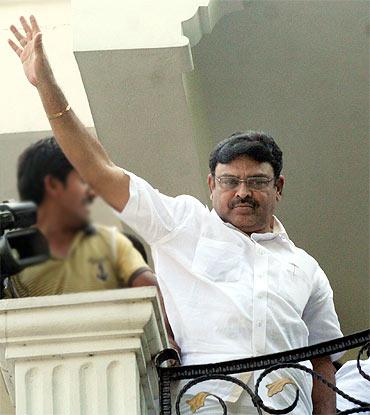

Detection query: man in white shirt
(9, 16), (342, 414)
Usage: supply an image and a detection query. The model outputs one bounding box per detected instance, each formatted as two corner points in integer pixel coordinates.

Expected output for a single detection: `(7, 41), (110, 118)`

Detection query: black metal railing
(156, 329), (370, 414)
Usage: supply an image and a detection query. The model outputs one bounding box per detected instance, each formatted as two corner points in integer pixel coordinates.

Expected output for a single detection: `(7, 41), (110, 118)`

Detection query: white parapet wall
(0, 287), (168, 415)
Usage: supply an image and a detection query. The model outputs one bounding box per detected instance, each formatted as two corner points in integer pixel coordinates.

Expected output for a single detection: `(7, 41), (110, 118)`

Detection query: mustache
(230, 196), (258, 209)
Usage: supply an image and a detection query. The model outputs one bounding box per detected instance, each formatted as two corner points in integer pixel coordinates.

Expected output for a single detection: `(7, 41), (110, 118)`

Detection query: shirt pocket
(191, 237), (243, 282)
(279, 262), (312, 314)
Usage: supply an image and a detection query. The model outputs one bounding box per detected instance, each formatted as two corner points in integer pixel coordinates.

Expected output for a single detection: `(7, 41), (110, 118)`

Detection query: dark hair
(124, 233), (148, 263)
(209, 131), (283, 180)
(17, 137), (74, 205)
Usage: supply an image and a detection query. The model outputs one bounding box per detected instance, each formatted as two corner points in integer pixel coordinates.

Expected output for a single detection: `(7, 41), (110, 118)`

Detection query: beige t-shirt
(6, 225), (149, 297)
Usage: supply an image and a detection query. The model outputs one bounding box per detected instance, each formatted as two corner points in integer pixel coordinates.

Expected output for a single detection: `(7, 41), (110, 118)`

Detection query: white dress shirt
(117, 171), (343, 413)
(336, 358), (370, 413)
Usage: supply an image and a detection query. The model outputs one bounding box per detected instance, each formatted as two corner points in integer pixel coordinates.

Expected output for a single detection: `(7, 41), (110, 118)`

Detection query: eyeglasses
(215, 175), (274, 190)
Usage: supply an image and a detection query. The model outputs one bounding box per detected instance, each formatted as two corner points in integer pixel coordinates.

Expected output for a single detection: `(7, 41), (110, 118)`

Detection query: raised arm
(8, 15), (129, 212)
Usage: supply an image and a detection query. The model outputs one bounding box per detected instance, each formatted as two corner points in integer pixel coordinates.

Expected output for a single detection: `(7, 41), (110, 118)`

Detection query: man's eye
(248, 178), (261, 186)
(249, 178), (269, 188)
(223, 178), (239, 186)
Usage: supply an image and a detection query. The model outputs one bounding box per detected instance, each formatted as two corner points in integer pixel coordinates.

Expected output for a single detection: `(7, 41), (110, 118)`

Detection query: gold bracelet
(47, 104), (71, 120)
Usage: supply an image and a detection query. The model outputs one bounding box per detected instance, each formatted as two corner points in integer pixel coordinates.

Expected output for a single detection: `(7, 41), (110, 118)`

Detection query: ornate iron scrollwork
(156, 330), (370, 414)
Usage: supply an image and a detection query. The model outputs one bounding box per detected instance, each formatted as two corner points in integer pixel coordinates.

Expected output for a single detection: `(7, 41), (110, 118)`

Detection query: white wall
(72, 0), (244, 51)
(0, 0), (93, 134)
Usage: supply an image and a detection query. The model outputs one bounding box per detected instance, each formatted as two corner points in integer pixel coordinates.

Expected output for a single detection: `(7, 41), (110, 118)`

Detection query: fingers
(8, 15), (42, 54)
(30, 15), (41, 33)
(20, 16), (32, 40)
(10, 24), (27, 46)
(8, 38), (22, 57)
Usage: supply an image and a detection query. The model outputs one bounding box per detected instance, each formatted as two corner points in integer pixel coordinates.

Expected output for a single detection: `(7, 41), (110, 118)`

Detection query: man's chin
(231, 209), (255, 222)
(232, 213), (270, 233)
(219, 211), (257, 231)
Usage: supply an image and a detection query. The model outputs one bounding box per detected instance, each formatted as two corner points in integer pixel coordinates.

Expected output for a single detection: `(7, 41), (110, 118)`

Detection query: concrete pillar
(0, 287), (167, 415)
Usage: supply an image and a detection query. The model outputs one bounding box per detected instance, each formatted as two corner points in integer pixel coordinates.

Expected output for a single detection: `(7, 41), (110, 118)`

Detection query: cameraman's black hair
(17, 137), (74, 205)
(209, 131), (283, 180)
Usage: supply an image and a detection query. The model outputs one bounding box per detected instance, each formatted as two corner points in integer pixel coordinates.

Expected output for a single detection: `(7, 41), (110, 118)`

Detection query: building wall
(0, 0), (368, 360)
(191, 0), (369, 340)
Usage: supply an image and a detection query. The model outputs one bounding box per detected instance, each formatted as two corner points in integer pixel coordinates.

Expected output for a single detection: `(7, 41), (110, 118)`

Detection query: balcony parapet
(0, 287), (168, 415)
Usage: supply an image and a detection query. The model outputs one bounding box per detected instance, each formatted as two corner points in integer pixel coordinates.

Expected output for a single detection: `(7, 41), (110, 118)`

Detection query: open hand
(8, 15), (53, 87)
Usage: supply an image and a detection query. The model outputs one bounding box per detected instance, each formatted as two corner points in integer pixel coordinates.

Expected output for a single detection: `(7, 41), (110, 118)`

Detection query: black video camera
(0, 201), (49, 295)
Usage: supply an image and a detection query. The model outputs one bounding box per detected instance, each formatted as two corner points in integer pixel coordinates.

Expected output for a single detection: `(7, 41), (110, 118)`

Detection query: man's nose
(235, 182), (252, 198)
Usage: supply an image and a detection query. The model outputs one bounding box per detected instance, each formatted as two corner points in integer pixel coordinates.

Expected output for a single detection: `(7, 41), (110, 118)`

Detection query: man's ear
(207, 174), (215, 200)
(207, 173), (216, 191)
(43, 175), (62, 198)
(275, 175), (285, 201)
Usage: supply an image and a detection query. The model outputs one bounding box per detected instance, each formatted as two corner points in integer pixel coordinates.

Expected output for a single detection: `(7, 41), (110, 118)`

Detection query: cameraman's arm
(9, 16), (129, 212)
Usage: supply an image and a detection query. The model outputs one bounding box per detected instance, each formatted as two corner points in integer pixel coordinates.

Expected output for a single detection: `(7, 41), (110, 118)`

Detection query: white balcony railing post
(0, 287), (168, 415)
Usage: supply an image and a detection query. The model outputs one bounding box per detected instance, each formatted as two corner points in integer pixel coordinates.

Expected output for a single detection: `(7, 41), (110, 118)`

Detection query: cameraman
(5, 137), (159, 298)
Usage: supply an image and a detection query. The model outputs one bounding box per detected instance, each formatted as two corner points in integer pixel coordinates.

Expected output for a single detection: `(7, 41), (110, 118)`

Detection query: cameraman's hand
(8, 15), (54, 87)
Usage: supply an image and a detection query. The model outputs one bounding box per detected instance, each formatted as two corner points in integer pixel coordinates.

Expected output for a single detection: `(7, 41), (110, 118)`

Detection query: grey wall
(190, 0), (369, 336)
(0, 131), (52, 201)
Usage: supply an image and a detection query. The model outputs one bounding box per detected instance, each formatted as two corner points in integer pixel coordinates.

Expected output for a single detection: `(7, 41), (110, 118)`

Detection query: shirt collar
(252, 216), (291, 243)
(69, 225), (96, 253)
(50, 225), (96, 260)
